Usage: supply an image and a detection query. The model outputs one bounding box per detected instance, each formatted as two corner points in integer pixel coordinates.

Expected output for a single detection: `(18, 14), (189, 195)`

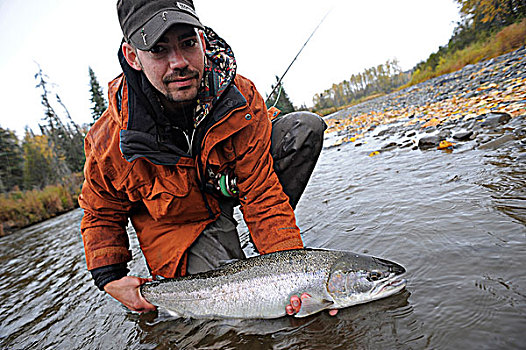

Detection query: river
(1, 123), (525, 349)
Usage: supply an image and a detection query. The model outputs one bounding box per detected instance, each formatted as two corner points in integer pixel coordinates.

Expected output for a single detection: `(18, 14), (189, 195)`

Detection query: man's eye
(148, 45), (164, 54)
(183, 39), (198, 48)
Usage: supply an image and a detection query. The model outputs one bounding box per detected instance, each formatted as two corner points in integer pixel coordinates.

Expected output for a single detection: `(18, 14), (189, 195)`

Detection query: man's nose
(168, 48), (188, 70)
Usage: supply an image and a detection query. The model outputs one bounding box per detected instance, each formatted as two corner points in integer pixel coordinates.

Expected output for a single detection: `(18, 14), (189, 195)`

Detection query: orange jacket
(79, 73), (303, 278)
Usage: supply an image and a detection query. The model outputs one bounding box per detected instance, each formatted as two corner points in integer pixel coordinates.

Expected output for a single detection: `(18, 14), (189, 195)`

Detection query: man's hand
(286, 293), (338, 316)
(104, 276), (157, 313)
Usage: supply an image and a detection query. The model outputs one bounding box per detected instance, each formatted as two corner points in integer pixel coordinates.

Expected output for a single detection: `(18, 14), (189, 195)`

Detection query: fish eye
(368, 270), (383, 281)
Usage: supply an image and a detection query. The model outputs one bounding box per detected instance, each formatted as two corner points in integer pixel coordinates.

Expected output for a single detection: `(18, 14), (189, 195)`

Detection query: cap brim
(129, 10), (204, 50)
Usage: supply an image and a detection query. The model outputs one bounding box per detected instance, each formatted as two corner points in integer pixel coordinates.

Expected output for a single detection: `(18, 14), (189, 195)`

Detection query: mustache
(163, 69), (200, 84)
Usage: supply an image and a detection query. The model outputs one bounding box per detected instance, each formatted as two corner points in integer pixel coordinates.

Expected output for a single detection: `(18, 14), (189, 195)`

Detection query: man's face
(123, 24), (206, 106)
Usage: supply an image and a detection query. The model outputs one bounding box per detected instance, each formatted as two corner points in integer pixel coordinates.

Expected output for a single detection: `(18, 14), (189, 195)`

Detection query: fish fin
(295, 297), (334, 318)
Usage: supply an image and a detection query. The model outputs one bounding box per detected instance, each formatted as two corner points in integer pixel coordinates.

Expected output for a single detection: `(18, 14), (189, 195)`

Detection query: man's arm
(232, 76), (303, 254)
(80, 134), (154, 312)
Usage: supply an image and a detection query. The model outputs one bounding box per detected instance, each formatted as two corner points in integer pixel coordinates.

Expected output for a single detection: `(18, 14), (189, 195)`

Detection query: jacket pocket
(134, 160), (214, 223)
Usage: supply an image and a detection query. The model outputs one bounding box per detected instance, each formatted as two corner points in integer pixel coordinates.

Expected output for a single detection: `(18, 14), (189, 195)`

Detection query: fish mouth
(372, 274), (407, 296)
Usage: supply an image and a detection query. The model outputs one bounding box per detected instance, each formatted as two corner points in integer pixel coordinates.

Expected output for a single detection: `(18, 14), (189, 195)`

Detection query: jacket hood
(118, 26), (237, 164)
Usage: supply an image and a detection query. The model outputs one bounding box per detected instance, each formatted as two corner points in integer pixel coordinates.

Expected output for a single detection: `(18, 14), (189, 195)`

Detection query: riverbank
(324, 46), (526, 156)
(0, 174), (82, 236)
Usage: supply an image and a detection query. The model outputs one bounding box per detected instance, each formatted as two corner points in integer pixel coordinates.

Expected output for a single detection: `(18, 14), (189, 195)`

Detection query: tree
(35, 65), (85, 174)
(88, 66), (108, 124)
(311, 59), (408, 112)
(266, 76), (295, 114)
(0, 127), (24, 192)
(22, 129), (56, 190)
(456, 0), (526, 29)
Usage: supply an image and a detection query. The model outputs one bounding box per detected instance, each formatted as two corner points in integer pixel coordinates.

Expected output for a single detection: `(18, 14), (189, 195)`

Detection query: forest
(0, 67), (106, 234)
(1, 0), (525, 234)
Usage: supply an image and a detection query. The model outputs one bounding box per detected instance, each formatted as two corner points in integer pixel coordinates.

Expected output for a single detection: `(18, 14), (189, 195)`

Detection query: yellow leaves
(331, 133), (365, 147)
(404, 119), (418, 127)
(438, 140), (455, 150)
(369, 151), (380, 157)
(324, 75), (525, 147)
(423, 118), (440, 128)
(477, 82), (498, 91)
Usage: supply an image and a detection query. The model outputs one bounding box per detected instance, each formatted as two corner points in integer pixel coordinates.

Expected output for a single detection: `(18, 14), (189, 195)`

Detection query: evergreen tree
(266, 76), (295, 114)
(88, 66), (108, 124)
(0, 126), (24, 192)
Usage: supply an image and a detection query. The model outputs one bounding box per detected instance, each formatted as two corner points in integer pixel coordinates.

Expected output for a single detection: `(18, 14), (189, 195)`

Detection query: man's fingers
(286, 304), (295, 315)
(290, 295), (301, 314)
(329, 309), (338, 316)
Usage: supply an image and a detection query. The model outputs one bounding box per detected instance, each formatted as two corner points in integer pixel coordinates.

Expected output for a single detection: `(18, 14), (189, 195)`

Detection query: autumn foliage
(0, 175), (82, 235)
(311, 0), (526, 115)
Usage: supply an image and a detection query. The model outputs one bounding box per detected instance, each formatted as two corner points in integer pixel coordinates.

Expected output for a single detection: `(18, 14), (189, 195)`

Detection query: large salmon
(140, 248), (407, 319)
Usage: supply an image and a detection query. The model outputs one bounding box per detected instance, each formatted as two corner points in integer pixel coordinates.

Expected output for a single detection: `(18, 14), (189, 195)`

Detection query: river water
(1, 126), (525, 349)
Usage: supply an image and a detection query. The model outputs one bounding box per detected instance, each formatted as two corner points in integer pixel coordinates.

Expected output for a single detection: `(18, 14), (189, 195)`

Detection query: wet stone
(418, 136), (440, 150)
(479, 112), (512, 127)
(400, 140), (413, 148)
(478, 134), (517, 150)
(453, 130), (474, 141)
(438, 130), (452, 139)
(382, 142), (399, 151)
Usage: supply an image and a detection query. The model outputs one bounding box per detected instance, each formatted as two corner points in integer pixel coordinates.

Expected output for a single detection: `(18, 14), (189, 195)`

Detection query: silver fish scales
(140, 248), (407, 319)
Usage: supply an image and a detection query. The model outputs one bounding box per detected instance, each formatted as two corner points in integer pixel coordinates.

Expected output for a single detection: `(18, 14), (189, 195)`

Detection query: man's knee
(275, 111), (327, 137)
(271, 112), (326, 156)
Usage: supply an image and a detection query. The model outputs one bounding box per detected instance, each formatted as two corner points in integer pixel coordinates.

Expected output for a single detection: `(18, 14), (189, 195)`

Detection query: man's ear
(122, 42), (142, 71)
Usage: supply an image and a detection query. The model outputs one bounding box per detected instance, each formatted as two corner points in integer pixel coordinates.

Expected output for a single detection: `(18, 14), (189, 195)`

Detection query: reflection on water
(1, 131), (525, 349)
(134, 290), (412, 349)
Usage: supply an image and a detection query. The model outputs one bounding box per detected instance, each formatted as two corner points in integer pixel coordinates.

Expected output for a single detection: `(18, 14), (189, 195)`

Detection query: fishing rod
(266, 9), (332, 106)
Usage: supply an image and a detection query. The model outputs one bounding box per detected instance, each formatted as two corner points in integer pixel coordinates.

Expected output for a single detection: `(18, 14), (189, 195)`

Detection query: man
(79, 0), (326, 315)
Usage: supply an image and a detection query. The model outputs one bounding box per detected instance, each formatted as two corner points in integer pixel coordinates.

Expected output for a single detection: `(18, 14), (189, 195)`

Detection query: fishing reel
(208, 168), (239, 198)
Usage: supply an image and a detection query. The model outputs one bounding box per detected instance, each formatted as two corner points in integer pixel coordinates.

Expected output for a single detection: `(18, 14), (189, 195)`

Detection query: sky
(0, 0), (461, 137)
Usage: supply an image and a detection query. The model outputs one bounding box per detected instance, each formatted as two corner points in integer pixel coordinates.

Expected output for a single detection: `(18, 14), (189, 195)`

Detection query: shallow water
(1, 129), (525, 349)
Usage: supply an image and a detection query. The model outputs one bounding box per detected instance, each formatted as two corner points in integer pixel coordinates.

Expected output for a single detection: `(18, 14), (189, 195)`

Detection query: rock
(509, 115), (525, 127)
(381, 142), (399, 151)
(453, 130), (474, 141)
(514, 127), (526, 138)
(400, 140), (413, 148)
(418, 136), (440, 150)
(478, 134), (517, 149)
(479, 112), (512, 127)
(438, 129), (452, 139)
(376, 129), (391, 137)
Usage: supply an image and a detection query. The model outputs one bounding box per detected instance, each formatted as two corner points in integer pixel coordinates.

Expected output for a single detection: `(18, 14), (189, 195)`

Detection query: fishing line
(266, 8), (333, 105)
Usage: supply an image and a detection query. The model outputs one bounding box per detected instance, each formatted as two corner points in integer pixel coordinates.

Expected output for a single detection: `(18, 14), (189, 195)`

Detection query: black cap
(117, 0), (204, 50)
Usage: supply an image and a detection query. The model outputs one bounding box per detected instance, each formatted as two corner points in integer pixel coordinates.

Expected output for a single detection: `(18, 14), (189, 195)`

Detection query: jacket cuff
(90, 263), (129, 291)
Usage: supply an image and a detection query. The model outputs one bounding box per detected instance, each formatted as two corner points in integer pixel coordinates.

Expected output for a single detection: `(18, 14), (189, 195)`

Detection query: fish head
(326, 252), (406, 307)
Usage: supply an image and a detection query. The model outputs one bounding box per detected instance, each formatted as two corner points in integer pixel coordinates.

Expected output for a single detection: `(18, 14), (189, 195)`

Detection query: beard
(161, 68), (201, 103)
